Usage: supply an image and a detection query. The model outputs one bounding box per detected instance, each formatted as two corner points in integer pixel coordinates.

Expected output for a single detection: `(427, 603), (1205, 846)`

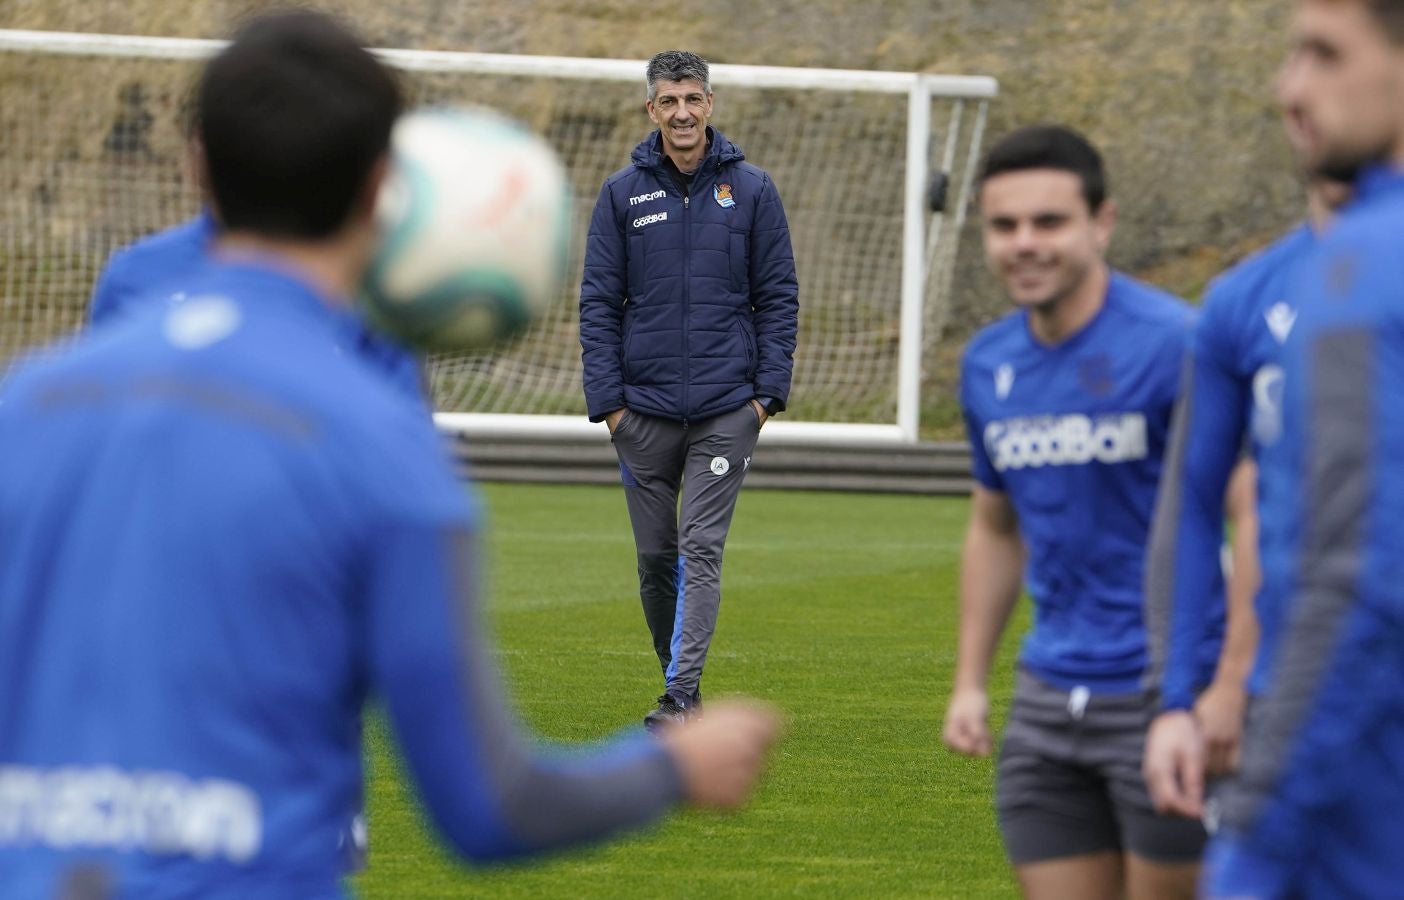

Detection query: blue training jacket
(88, 212), (426, 407)
(1205, 165), (1404, 899)
(579, 127), (799, 423)
(1144, 224), (1317, 711)
(0, 262), (681, 899)
(960, 272), (1209, 693)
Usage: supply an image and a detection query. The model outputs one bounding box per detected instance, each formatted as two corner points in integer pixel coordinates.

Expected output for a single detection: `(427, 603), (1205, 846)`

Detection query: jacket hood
(629, 126), (745, 172)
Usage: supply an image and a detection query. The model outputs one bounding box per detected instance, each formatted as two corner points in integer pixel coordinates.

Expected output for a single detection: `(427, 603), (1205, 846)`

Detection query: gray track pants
(609, 404), (761, 701)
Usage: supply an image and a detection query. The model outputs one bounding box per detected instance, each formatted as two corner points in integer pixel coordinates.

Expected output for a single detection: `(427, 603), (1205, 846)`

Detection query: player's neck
(1306, 197), (1334, 233)
(215, 232), (364, 307)
(1027, 263), (1109, 346)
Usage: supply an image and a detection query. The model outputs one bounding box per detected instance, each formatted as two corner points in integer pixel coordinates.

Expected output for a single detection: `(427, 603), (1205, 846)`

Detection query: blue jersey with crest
(1206, 164), (1404, 900)
(961, 271), (1212, 693)
(1146, 224), (1318, 710)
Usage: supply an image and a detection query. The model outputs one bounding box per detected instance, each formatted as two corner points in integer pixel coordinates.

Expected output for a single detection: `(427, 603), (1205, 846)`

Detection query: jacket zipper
(681, 190), (690, 425)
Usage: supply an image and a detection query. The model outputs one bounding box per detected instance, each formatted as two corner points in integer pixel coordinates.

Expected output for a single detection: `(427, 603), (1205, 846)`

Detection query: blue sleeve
(748, 173), (799, 411)
(959, 358), (1003, 492)
(357, 331), (429, 411)
(1212, 323), (1403, 893)
(578, 181), (628, 422)
(1206, 604), (1403, 898)
(366, 520), (682, 862)
(1144, 293), (1243, 710)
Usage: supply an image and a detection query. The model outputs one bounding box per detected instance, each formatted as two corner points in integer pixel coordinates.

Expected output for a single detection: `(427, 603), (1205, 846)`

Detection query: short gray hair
(645, 50), (711, 100)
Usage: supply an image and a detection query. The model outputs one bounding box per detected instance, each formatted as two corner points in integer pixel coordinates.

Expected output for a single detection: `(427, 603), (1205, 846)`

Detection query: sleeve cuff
(1159, 677), (1197, 713)
(1160, 694), (1195, 713)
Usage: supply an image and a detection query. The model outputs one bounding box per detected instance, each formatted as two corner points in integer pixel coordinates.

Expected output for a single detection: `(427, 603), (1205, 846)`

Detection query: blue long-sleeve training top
(1205, 164), (1404, 900)
(0, 261), (682, 899)
(1144, 224), (1318, 710)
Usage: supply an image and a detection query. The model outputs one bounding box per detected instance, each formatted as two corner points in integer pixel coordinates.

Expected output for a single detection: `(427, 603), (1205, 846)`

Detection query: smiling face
(1278, 0), (1404, 180)
(979, 168), (1115, 313)
(646, 77), (713, 166)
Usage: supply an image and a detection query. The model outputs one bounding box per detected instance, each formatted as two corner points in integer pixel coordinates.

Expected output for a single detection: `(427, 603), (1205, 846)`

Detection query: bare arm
(1146, 459), (1262, 817)
(1196, 458), (1261, 774)
(942, 486), (1025, 757)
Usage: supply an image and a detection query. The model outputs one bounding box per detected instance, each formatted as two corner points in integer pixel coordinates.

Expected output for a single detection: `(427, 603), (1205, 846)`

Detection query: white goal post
(0, 29), (996, 446)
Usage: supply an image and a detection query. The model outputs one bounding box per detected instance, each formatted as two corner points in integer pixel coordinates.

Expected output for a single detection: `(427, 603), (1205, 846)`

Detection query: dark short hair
(197, 10), (402, 239)
(646, 50), (711, 100)
(978, 124), (1108, 212)
(1367, 0), (1404, 43)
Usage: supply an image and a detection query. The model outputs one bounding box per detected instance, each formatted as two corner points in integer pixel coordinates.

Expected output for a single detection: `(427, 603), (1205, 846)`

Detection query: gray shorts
(996, 669), (1207, 865)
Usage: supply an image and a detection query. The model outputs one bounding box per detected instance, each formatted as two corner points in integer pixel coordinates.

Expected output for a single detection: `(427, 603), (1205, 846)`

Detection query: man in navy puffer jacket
(580, 49), (799, 732)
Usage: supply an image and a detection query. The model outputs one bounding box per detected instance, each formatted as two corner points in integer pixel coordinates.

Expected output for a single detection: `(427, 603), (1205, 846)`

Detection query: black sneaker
(643, 692), (697, 733)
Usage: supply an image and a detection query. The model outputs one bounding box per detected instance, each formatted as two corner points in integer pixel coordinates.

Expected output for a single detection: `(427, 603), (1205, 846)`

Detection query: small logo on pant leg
(1067, 685), (1090, 720)
(743, 456), (751, 471)
(709, 456), (730, 476)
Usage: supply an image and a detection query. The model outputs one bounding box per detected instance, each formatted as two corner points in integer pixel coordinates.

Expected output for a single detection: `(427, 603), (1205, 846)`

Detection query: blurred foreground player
(1141, 174), (1351, 820)
(1204, 0), (1404, 895)
(0, 12), (779, 899)
(942, 125), (1211, 899)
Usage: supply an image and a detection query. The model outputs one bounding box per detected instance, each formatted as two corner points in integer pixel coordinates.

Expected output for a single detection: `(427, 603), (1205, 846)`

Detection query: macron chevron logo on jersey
(995, 363), (1015, 400)
(983, 412), (1148, 471)
(1265, 302), (1297, 344)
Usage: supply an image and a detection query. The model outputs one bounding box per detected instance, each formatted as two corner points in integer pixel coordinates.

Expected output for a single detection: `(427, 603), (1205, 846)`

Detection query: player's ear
(354, 153), (391, 226)
(645, 99), (659, 125)
(185, 135), (211, 199)
(1092, 197), (1117, 250)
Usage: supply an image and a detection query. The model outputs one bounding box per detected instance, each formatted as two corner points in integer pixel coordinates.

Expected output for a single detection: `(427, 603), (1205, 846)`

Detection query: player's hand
(659, 700), (782, 809)
(1195, 679), (1247, 776)
(942, 688), (991, 756)
(750, 399), (769, 428)
(604, 408), (628, 433)
(1143, 710), (1206, 817)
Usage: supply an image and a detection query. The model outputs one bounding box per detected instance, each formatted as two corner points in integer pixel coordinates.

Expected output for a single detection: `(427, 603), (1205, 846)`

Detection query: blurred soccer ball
(360, 106), (571, 351)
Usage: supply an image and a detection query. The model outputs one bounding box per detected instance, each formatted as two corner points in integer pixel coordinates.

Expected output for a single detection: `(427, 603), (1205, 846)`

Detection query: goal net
(0, 30), (995, 443)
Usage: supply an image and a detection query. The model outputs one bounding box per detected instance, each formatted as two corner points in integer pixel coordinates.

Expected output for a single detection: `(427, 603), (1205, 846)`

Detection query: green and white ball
(361, 106), (571, 351)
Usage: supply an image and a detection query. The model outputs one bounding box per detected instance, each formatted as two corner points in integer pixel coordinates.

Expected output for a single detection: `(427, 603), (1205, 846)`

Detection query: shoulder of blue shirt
(962, 268), (1192, 368)
(98, 213), (214, 287)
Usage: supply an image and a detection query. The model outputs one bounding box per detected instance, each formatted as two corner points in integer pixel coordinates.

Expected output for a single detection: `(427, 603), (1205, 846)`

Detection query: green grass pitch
(352, 483), (1028, 898)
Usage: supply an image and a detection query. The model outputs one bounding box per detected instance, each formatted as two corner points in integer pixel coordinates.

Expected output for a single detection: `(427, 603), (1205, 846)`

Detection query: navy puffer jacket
(579, 127), (799, 423)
